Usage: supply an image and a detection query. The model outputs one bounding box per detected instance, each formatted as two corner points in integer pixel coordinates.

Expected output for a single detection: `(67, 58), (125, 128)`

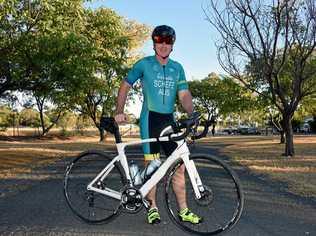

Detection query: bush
(0, 106), (11, 130)
(75, 115), (93, 135)
(56, 112), (77, 131)
(19, 108), (41, 127)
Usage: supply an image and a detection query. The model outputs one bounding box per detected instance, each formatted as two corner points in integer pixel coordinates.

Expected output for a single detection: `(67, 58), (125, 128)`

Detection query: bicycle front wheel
(165, 154), (244, 235)
(64, 150), (126, 224)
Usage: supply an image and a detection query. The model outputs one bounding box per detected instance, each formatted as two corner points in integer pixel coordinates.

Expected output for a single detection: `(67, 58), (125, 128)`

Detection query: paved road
(0, 144), (315, 236)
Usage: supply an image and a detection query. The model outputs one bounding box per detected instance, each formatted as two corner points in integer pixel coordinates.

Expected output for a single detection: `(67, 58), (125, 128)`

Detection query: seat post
(113, 122), (122, 143)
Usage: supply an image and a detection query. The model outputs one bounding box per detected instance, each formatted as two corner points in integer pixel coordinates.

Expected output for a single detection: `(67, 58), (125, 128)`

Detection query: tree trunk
(212, 124), (215, 136)
(279, 119), (285, 144)
(283, 115), (294, 156)
(39, 107), (46, 136)
(279, 131), (285, 144)
(99, 127), (105, 142)
(39, 108), (61, 136)
(35, 96), (46, 137)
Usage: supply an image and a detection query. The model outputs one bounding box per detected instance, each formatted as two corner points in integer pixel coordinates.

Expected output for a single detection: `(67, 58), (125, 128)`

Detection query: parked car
(238, 126), (261, 135)
(222, 126), (238, 135)
(301, 123), (311, 134)
(247, 127), (261, 135)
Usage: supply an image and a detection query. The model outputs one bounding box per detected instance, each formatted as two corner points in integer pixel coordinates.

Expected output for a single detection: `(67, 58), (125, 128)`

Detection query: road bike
(64, 113), (244, 235)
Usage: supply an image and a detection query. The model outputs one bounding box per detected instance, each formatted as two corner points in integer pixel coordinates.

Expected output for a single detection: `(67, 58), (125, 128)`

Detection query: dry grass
(200, 135), (316, 198)
(0, 135), (116, 179)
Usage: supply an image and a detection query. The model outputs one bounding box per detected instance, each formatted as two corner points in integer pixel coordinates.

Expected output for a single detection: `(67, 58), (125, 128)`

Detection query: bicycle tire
(64, 150), (127, 224)
(165, 154), (244, 235)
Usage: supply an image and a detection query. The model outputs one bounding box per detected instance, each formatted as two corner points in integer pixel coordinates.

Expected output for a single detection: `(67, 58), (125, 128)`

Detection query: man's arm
(115, 80), (131, 123)
(178, 90), (194, 115)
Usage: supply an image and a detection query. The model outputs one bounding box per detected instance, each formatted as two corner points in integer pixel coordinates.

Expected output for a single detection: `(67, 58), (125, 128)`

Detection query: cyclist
(115, 25), (202, 225)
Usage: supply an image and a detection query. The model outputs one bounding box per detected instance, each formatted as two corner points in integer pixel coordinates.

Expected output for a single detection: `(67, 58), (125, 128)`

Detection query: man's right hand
(114, 113), (128, 124)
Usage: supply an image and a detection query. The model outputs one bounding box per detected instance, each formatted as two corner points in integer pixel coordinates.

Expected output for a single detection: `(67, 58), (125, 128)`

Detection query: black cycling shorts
(140, 111), (177, 160)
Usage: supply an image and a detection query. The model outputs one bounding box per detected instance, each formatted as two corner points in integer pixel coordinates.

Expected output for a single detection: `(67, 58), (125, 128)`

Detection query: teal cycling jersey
(125, 56), (188, 114)
(126, 55), (189, 154)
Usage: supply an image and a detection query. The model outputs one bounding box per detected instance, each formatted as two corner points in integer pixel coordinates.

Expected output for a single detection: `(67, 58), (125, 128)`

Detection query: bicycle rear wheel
(64, 150), (126, 224)
(165, 154), (244, 235)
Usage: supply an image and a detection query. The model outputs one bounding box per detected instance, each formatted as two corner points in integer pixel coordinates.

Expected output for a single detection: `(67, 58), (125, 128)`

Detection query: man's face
(154, 42), (173, 58)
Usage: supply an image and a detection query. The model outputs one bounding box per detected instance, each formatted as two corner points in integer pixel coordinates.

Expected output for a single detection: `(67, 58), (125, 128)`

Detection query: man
(115, 25), (201, 225)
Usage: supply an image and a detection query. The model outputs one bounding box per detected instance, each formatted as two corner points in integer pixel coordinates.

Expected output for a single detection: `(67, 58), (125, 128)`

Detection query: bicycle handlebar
(169, 112), (215, 142)
(100, 112), (215, 143)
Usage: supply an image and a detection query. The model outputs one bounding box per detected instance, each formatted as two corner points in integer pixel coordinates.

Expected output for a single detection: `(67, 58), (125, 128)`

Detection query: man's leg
(144, 154), (159, 208)
(146, 185), (158, 207)
(162, 140), (188, 210)
(144, 153), (161, 224)
(172, 164), (203, 224)
(172, 164), (187, 209)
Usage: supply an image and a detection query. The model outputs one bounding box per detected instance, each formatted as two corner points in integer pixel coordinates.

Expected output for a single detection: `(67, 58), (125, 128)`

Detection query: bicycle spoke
(64, 151), (125, 223)
(93, 205), (116, 212)
(165, 154), (244, 235)
(88, 207), (99, 221)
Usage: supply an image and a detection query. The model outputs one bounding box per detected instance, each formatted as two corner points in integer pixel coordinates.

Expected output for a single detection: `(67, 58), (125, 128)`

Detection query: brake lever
(186, 135), (196, 149)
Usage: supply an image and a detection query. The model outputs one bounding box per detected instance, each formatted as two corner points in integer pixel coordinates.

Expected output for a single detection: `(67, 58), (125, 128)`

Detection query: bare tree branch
(205, 0), (316, 156)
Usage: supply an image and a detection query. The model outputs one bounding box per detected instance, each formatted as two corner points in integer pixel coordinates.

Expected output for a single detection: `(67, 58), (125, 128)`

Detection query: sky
(85, 0), (224, 80)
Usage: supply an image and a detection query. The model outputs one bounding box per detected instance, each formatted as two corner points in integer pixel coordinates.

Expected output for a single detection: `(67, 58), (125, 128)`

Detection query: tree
(206, 0), (316, 156)
(1, 0), (91, 135)
(73, 8), (150, 141)
(28, 32), (95, 136)
(1, 2), (150, 139)
(189, 73), (256, 123)
(0, 0), (87, 97)
(0, 0), (28, 96)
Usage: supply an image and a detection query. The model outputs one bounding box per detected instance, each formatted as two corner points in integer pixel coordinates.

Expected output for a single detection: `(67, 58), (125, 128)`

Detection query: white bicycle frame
(86, 125), (205, 201)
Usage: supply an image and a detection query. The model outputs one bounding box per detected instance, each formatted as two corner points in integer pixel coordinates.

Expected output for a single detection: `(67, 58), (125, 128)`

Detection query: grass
(199, 135), (316, 198)
(0, 135), (115, 178)
(0, 134), (315, 199)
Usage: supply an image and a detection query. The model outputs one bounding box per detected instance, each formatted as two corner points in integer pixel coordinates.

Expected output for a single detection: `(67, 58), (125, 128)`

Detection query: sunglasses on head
(153, 35), (174, 45)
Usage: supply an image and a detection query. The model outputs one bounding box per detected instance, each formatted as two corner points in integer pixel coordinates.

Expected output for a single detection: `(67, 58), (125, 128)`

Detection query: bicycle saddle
(100, 117), (118, 134)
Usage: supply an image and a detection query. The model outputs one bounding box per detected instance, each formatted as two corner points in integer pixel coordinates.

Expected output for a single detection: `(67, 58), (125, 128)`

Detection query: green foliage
(1, 1), (150, 138)
(56, 111), (77, 131)
(0, 106), (12, 130)
(0, 0), (87, 95)
(19, 108), (41, 127)
(189, 74), (259, 120)
(74, 114), (93, 135)
(296, 96), (316, 116)
(72, 7), (150, 132)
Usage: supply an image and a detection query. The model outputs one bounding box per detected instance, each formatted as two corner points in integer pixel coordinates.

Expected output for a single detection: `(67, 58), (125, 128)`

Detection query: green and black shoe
(147, 207), (161, 224)
(178, 208), (203, 224)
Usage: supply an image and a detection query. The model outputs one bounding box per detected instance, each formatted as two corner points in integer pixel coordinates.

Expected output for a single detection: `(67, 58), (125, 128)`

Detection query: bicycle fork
(183, 155), (205, 199)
